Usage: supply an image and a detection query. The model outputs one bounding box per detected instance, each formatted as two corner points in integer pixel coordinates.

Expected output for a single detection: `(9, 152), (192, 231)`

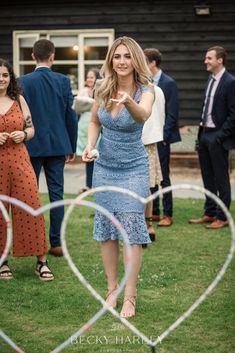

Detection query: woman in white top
(73, 68), (100, 192)
(142, 85), (165, 245)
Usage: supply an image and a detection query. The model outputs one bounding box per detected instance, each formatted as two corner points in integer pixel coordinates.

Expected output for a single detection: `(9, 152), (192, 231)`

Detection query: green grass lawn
(0, 195), (235, 353)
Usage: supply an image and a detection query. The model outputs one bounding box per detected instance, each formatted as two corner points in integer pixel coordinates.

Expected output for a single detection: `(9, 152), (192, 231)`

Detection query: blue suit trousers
(31, 156), (65, 247)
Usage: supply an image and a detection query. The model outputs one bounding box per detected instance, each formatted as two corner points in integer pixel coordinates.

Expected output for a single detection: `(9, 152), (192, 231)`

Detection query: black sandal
(35, 260), (54, 281)
(79, 186), (90, 194)
(0, 260), (13, 280)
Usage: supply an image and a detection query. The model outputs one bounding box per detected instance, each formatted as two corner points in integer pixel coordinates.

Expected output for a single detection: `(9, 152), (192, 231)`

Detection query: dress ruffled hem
(93, 211), (151, 245)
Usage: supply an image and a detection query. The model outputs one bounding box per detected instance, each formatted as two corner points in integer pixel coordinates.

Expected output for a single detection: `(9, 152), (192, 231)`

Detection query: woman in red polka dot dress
(0, 58), (54, 281)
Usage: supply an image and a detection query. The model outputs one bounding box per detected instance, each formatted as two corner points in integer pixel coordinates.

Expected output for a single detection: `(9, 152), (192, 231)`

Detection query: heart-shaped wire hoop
(56, 184), (235, 352)
(0, 194), (132, 353)
(0, 200), (12, 267)
(0, 199), (24, 353)
(1, 183), (235, 353)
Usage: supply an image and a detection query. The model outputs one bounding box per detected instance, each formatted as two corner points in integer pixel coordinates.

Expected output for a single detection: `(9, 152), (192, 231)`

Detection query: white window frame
(13, 29), (114, 93)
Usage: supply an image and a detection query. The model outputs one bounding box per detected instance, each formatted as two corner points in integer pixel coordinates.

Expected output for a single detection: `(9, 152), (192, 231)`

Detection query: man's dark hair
(33, 39), (55, 62)
(144, 48), (162, 67)
(207, 46), (227, 65)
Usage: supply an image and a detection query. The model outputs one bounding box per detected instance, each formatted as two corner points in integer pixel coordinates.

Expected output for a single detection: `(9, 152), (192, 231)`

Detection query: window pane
(52, 64), (78, 90)
(84, 37), (109, 60)
(19, 64), (35, 76)
(20, 37), (36, 47)
(50, 36), (78, 60)
(50, 36), (78, 47)
(19, 38), (36, 60)
(55, 47), (78, 60)
(84, 37), (109, 46)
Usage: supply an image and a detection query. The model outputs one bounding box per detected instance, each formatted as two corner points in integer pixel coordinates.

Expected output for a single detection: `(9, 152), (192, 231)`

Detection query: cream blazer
(141, 85), (165, 145)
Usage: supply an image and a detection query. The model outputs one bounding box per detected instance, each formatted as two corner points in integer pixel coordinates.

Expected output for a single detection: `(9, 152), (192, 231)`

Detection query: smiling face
(112, 44), (134, 78)
(0, 65), (10, 95)
(204, 50), (223, 75)
(86, 70), (97, 89)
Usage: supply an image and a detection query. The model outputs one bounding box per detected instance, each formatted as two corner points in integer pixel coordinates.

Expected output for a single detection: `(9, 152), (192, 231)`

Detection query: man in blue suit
(144, 48), (181, 226)
(19, 39), (78, 255)
(189, 46), (235, 229)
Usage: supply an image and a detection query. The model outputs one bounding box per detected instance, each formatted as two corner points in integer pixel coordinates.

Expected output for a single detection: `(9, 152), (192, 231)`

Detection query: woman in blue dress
(82, 36), (154, 318)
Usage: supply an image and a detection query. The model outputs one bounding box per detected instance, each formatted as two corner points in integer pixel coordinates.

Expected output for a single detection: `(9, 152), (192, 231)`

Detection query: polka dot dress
(0, 100), (48, 256)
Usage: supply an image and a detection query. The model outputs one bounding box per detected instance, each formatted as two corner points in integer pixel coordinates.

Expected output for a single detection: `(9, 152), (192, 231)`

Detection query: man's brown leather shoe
(188, 215), (216, 224)
(158, 216), (172, 227)
(152, 215), (161, 222)
(206, 219), (228, 229)
(49, 246), (63, 257)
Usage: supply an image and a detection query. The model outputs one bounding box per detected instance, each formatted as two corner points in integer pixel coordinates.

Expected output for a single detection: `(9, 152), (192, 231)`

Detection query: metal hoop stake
(150, 346), (156, 353)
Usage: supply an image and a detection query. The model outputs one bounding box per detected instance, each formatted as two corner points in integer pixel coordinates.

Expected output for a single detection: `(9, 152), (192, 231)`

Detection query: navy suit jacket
(199, 70), (235, 150)
(158, 71), (181, 144)
(19, 67), (78, 157)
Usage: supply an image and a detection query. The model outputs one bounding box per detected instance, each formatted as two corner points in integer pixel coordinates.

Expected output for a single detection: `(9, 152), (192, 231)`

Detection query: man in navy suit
(19, 39), (78, 255)
(189, 46), (235, 229)
(144, 48), (181, 226)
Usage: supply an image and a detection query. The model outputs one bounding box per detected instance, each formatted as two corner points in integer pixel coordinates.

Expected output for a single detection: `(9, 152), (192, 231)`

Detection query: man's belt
(201, 126), (217, 132)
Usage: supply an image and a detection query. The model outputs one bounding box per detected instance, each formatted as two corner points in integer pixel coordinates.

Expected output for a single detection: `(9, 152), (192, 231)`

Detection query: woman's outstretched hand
(110, 91), (131, 106)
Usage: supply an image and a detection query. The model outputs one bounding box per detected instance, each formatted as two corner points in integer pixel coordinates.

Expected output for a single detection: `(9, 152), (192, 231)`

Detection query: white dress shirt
(202, 67), (225, 127)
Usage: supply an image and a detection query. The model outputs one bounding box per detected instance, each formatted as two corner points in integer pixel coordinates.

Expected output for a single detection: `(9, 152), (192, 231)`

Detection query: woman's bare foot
(120, 295), (136, 318)
(105, 285), (119, 309)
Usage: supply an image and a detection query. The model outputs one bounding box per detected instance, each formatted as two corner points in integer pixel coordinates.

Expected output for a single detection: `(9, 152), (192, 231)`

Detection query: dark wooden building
(1, 0), (235, 126)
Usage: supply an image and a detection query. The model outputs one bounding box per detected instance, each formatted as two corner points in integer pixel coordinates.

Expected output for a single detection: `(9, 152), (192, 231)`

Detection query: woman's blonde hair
(96, 36), (152, 110)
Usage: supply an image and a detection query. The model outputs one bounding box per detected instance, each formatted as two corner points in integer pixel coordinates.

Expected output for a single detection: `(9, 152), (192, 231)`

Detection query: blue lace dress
(92, 84), (153, 245)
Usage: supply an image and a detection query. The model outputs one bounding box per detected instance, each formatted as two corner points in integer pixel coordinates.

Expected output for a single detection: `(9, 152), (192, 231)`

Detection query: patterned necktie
(202, 77), (216, 126)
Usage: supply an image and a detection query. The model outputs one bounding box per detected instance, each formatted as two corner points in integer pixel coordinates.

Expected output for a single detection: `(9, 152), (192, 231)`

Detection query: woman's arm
(82, 98), (101, 162)
(10, 95), (35, 143)
(74, 96), (94, 115)
(21, 95), (34, 140)
(110, 87), (154, 124)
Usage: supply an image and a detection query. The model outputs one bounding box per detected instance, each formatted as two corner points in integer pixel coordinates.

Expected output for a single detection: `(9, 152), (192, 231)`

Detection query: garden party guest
(189, 46), (235, 228)
(74, 67), (100, 192)
(144, 48), (181, 227)
(19, 39), (77, 257)
(82, 36), (154, 318)
(0, 58), (54, 281)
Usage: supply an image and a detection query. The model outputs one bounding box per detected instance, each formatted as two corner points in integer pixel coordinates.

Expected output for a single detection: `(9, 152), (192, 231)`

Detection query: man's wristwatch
(23, 130), (28, 141)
